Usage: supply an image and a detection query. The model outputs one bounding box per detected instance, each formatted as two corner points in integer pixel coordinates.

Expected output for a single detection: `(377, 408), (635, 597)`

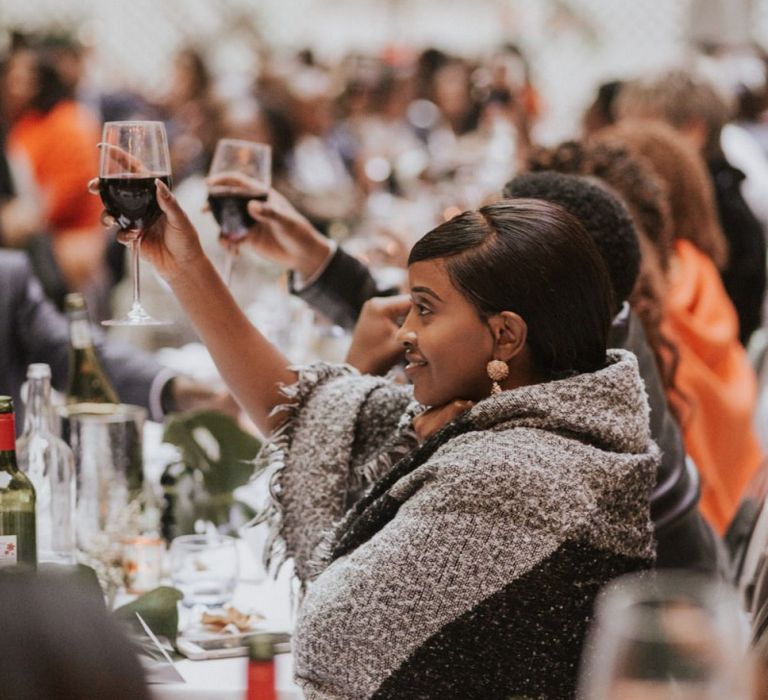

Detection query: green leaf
(113, 586), (183, 643)
(160, 410), (263, 535)
(162, 410), (262, 495)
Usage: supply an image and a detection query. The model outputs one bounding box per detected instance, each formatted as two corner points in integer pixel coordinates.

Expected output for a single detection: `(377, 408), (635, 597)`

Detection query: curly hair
(524, 138), (682, 410)
(525, 138), (673, 272)
(598, 119), (729, 270)
(502, 170), (639, 312)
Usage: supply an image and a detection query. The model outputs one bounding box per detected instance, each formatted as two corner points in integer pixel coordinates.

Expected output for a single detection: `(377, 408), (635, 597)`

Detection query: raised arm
(141, 179), (295, 435)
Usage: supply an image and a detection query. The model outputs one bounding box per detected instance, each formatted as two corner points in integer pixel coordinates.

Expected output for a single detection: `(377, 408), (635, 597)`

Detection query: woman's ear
(488, 311), (527, 362)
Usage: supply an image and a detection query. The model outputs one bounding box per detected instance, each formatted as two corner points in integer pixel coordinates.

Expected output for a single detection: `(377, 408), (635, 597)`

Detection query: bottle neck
(0, 412), (17, 465)
(23, 377), (53, 435)
(69, 315), (94, 350)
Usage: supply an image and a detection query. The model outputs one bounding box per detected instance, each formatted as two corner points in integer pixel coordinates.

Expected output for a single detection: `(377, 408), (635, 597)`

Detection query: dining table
(146, 534), (301, 700)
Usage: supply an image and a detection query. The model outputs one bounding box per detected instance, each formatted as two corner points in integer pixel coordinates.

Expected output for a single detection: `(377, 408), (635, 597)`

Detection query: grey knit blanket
(256, 349), (658, 699)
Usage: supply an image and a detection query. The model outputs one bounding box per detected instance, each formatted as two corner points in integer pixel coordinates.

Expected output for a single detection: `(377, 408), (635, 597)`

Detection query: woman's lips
(404, 353), (428, 373)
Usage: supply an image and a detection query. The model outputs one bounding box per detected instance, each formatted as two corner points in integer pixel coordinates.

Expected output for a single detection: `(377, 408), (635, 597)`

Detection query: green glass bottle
(0, 397), (37, 569)
(64, 293), (120, 405)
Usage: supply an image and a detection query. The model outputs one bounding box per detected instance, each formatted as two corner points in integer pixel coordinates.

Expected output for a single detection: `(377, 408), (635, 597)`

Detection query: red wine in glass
(99, 175), (172, 234)
(207, 189), (266, 241)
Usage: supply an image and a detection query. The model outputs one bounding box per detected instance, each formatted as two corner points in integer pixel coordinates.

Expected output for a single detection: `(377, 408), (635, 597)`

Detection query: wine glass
(207, 139), (271, 285)
(98, 121), (172, 326)
(170, 534), (239, 607)
(578, 571), (752, 700)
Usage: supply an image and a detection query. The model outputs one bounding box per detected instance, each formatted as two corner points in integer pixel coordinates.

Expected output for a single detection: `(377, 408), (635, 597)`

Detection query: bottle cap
(64, 292), (86, 311)
(249, 634), (275, 662)
(26, 363), (52, 380)
(0, 396), (13, 414)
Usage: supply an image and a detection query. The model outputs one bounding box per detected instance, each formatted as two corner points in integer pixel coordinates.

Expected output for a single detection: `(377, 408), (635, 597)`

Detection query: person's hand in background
(205, 174), (334, 279)
(412, 400), (474, 442)
(345, 295), (411, 375)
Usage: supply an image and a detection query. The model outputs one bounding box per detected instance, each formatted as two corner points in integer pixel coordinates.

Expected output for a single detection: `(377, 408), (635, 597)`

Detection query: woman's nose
(396, 320), (417, 349)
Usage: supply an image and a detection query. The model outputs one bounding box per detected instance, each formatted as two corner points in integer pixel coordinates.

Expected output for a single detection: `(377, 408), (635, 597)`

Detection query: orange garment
(663, 239), (764, 533)
(8, 101), (103, 233)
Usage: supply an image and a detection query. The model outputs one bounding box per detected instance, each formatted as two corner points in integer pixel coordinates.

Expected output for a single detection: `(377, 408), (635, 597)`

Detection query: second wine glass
(98, 120), (172, 326)
(578, 571), (752, 700)
(207, 138), (272, 286)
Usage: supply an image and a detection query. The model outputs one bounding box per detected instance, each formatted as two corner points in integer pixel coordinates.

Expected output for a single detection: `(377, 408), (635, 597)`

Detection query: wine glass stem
(223, 246), (237, 286)
(130, 237), (142, 310)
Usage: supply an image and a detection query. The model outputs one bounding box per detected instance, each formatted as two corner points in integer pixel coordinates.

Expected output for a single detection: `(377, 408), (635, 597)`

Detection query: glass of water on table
(170, 534), (240, 607)
(207, 138), (271, 285)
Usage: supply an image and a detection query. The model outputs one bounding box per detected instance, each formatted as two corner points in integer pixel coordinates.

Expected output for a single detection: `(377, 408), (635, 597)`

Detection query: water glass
(578, 571), (752, 700)
(170, 534), (239, 607)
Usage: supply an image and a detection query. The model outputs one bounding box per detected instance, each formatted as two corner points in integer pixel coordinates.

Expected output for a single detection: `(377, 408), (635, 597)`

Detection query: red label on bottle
(247, 660), (276, 700)
(0, 414), (15, 451)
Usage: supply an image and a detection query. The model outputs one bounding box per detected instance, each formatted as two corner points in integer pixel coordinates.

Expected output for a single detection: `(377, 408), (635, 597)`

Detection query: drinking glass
(578, 571), (752, 700)
(170, 534), (239, 607)
(98, 121), (172, 326)
(207, 139), (271, 285)
(63, 403), (146, 551)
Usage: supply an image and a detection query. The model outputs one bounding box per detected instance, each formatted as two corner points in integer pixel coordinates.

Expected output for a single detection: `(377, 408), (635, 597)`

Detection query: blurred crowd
(4, 27), (768, 526)
(0, 32), (541, 312)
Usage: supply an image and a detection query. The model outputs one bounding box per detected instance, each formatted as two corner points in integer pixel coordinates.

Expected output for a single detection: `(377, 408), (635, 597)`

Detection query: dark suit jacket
(610, 308), (724, 572)
(709, 156), (766, 345)
(0, 250), (170, 432)
(290, 247), (398, 330)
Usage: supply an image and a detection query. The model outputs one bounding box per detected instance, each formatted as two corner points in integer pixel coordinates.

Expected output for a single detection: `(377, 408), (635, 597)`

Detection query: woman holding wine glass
(119, 176), (658, 698)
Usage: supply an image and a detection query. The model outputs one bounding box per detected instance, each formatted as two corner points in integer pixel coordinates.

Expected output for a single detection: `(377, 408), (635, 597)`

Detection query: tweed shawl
(257, 349), (658, 699)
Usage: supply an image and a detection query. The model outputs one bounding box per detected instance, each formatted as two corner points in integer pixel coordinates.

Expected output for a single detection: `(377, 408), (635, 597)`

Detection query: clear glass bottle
(64, 292), (119, 405)
(16, 364), (76, 564)
(0, 396), (37, 569)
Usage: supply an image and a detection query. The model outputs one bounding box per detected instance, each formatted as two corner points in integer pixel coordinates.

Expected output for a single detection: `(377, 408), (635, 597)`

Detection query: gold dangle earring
(487, 360), (509, 396)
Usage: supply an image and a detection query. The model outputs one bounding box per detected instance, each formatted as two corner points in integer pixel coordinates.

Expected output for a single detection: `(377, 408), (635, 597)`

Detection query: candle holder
(123, 535), (164, 594)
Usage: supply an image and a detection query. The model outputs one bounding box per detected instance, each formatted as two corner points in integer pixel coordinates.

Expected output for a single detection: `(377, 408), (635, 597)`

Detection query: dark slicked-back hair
(408, 199), (614, 380)
(503, 171), (640, 311)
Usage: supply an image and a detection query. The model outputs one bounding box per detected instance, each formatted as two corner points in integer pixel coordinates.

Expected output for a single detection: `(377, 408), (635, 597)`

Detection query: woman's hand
(207, 174), (333, 278)
(88, 176), (206, 284)
(412, 400), (474, 442)
(141, 179), (207, 284)
(346, 295), (411, 375)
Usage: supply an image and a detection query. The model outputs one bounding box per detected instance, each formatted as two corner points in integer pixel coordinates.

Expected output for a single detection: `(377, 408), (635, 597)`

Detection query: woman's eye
(415, 303), (432, 317)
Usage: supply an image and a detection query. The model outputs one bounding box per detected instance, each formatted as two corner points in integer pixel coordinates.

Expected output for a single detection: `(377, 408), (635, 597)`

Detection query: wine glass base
(101, 303), (171, 327)
(101, 317), (172, 327)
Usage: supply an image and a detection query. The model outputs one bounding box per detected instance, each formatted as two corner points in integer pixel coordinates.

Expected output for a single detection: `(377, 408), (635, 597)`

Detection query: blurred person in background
(0, 248), (236, 433)
(601, 119), (764, 534)
(525, 138), (678, 382)
(0, 33), (107, 303)
(503, 170), (721, 573)
(731, 46), (768, 158)
(278, 59), (358, 231)
(158, 46), (227, 186)
(616, 69), (767, 345)
(334, 56), (425, 200)
(0, 571), (150, 700)
(582, 79), (624, 135)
